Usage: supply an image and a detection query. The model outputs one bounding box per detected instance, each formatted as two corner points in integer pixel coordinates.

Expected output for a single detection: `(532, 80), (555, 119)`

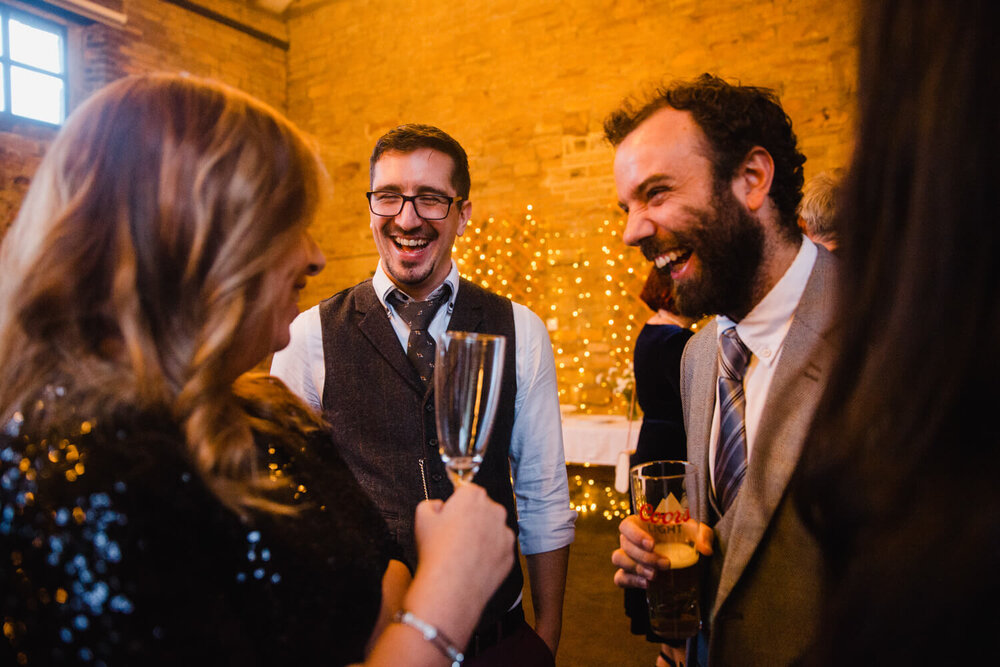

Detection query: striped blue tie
(715, 327), (752, 515)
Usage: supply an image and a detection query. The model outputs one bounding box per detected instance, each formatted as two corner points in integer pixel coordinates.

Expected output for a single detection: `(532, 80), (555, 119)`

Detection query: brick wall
(286, 0), (860, 409)
(1, 0), (860, 410)
(0, 0), (288, 234)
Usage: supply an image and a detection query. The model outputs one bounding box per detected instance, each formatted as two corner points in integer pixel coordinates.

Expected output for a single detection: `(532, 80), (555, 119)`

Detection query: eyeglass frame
(366, 191), (465, 221)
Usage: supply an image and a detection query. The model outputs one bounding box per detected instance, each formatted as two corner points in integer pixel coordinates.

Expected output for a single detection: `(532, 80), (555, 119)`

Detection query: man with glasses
(272, 124), (574, 666)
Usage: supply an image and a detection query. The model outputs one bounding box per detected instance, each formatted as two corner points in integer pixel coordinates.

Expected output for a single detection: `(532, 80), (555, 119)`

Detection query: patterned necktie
(715, 327), (752, 515)
(386, 284), (452, 385)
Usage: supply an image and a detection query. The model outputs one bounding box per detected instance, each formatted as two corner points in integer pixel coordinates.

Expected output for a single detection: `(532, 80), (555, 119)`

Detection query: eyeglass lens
(370, 192), (453, 220)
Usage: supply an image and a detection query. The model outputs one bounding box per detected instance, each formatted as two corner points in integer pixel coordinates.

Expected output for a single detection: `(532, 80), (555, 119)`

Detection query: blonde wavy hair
(0, 74), (324, 507)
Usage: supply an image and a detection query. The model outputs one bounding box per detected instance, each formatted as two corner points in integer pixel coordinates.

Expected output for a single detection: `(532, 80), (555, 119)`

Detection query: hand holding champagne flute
(434, 331), (506, 487)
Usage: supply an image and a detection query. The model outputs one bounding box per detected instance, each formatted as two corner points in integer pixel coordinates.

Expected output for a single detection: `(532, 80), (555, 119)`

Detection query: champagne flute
(434, 331), (506, 487)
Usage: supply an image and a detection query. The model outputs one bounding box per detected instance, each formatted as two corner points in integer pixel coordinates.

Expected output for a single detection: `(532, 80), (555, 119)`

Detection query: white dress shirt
(708, 236), (818, 488)
(271, 260), (576, 556)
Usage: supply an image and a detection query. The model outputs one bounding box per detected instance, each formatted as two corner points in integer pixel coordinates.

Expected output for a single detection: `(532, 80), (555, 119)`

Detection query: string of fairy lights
(451, 204), (710, 519)
(453, 203), (651, 416)
(568, 468), (632, 521)
(452, 205), (657, 519)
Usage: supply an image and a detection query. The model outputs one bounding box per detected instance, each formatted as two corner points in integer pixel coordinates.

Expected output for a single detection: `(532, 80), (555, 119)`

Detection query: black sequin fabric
(1, 395), (393, 666)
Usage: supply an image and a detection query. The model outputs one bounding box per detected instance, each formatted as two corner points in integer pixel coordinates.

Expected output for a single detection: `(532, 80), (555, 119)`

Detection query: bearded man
(608, 75), (838, 666)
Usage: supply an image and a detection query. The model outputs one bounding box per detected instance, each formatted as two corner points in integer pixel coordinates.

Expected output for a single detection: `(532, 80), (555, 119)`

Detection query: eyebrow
(633, 174), (674, 199)
(371, 184), (453, 197)
(619, 173), (675, 213)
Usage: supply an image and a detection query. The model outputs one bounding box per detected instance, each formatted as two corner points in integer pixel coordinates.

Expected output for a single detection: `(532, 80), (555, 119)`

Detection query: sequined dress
(1, 401), (394, 665)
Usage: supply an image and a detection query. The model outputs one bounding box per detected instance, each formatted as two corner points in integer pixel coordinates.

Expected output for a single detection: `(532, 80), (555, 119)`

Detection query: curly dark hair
(369, 123), (471, 199)
(604, 74), (806, 238)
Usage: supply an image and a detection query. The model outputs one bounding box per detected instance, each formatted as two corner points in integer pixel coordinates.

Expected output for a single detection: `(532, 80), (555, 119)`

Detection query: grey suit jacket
(682, 246), (838, 665)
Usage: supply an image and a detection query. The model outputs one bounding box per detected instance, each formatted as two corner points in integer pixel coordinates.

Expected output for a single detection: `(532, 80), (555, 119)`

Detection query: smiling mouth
(392, 236), (431, 251)
(652, 247), (692, 271)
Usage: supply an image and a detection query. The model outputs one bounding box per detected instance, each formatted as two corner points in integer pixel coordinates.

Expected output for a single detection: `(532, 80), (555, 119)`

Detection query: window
(1, 5), (67, 125)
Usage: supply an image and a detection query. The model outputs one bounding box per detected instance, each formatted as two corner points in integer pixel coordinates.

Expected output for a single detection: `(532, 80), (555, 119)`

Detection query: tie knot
(719, 327), (752, 381)
(387, 284), (452, 331)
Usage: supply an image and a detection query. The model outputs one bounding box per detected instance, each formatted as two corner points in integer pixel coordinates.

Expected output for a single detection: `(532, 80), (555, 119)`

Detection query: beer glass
(630, 460), (702, 640)
(434, 331), (506, 487)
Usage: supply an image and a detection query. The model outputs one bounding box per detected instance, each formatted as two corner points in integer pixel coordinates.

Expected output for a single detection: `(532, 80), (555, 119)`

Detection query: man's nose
(395, 198), (424, 231)
(622, 210), (655, 246)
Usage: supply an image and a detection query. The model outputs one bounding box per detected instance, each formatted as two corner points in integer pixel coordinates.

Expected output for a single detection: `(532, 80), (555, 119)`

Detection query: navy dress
(1, 394), (395, 666)
(625, 323), (693, 640)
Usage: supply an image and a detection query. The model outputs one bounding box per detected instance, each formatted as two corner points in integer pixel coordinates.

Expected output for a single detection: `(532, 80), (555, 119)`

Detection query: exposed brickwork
(285, 0), (859, 301)
(0, 0), (288, 233)
(285, 0), (860, 410)
(2, 0), (860, 411)
(0, 125), (49, 238)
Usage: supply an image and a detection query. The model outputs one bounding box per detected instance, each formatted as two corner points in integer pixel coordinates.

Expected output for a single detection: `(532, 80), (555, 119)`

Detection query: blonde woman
(0, 74), (512, 666)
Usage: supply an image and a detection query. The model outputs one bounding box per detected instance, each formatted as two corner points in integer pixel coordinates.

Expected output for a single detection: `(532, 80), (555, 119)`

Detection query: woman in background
(796, 0), (999, 662)
(0, 74), (512, 666)
(631, 267), (696, 466)
(626, 267), (695, 667)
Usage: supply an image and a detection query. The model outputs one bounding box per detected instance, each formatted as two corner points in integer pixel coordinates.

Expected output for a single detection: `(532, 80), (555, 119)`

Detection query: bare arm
(356, 485), (515, 667)
(365, 559), (412, 656)
(525, 545), (570, 656)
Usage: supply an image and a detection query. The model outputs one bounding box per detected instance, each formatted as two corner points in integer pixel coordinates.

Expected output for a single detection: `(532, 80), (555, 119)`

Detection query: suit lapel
(711, 249), (839, 616)
(354, 281), (426, 394)
(682, 319), (718, 525)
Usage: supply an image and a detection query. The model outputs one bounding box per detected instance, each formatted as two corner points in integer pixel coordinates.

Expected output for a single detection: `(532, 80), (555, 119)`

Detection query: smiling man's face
(370, 148), (470, 300)
(614, 107), (764, 320)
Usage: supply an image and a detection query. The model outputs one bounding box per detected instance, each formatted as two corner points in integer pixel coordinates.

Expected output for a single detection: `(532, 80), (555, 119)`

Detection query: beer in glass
(630, 460), (701, 640)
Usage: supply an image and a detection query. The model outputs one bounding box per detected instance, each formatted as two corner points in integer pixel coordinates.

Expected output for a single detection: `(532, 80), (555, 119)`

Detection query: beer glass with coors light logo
(630, 460), (702, 639)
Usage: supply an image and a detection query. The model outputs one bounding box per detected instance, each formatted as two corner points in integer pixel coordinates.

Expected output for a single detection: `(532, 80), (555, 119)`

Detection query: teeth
(397, 238), (429, 248)
(654, 249), (684, 268)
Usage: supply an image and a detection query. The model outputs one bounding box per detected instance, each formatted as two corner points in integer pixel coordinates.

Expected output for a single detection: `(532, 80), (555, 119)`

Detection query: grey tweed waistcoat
(319, 278), (522, 627)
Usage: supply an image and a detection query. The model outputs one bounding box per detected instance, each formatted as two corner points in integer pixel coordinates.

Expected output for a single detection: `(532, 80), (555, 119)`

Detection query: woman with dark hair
(625, 267), (695, 667)
(796, 0), (999, 663)
(0, 74), (513, 666)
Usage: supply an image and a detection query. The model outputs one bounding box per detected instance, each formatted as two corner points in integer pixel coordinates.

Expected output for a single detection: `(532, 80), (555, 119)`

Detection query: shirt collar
(715, 236), (818, 367)
(373, 260), (459, 309)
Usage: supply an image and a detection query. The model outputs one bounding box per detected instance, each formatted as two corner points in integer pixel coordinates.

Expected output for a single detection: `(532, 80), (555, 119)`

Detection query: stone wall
(0, 0), (288, 236)
(286, 0), (860, 408)
(1, 0), (860, 410)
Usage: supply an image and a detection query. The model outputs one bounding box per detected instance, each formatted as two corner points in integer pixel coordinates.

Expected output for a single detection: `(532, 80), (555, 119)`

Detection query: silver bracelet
(393, 610), (465, 666)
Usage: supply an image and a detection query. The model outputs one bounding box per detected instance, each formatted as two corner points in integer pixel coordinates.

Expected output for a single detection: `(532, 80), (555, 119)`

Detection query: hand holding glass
(434, 331), (506, 487)
(630, 460), (702, 640)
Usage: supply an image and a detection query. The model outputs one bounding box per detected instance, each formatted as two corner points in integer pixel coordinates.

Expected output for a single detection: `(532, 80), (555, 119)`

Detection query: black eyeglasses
(366, 191), (464, 221)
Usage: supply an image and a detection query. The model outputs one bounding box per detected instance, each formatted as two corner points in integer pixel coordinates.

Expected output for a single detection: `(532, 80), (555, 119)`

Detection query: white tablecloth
(560, 412), (639, 466)
(561, 412), (639, 493)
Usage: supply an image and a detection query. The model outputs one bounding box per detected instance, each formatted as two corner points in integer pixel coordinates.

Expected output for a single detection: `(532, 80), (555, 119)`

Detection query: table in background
(560, 410), (639, 492)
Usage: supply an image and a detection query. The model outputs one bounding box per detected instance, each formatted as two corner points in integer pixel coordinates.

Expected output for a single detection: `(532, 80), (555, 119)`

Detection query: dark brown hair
(797, 0), (999, 662)
(605, 73), (806, 238)
(369, 123), (471, 199)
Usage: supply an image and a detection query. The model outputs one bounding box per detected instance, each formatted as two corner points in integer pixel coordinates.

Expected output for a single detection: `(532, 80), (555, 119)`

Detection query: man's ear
(733, 147), (775, 212)
(456, 199), (472, 236)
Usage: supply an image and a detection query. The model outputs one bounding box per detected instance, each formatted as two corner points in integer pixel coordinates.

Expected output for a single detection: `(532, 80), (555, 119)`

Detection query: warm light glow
(454, 205), (649, 415)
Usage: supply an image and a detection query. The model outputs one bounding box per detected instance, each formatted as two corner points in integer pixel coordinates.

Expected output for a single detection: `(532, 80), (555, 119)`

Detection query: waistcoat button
(428, 438), (438, 448)
(431, 473), (443, 482)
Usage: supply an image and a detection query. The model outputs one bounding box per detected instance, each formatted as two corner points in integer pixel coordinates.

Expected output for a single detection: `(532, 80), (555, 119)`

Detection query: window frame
(1, 2), (69, 127)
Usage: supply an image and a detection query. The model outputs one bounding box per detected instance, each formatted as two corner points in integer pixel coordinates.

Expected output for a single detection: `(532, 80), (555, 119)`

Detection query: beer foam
(653, 542), (699, 569)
